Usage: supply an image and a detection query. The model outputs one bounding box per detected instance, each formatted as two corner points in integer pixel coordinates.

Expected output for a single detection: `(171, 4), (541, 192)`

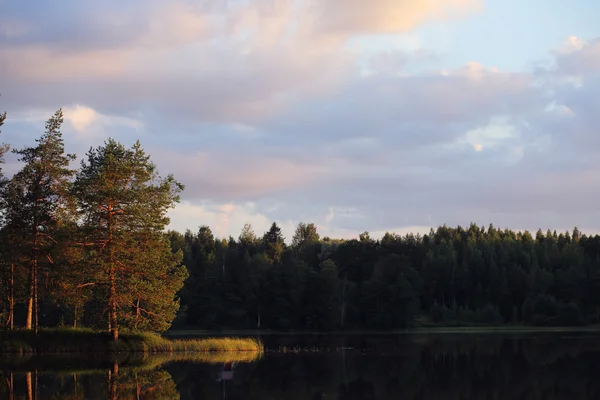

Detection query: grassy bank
(0, 351), (262, 374)
(166, 325), (600, 337)
(0, 328), (263, 354)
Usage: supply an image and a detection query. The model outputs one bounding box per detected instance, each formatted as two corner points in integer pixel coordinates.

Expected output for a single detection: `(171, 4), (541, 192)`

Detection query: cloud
(61, 53), (571, 238)
(5, 106), (144, 151)
(168, 200), (298, 240)
(143, 2), (208, 47)
(149, 147), (332, 201)
(65, 105), (144, 135)
(169, 38), (600, 237)
(3, 0), (600, 238)
(555, 36), (600, 75)
(0, 0), (482, 125)
(64, 105), (98, 132)
(1, 1), (210, 51)
(560, 36), (586, 54)
(0, 17), (32, 38)
(261, 62), (538, 153)
(0, 47), (129, 81)
(458, 117), (522, 162)
(167, 199), (434, 242)
(310, 0), (481, 35)
(366, 49), (439, 75)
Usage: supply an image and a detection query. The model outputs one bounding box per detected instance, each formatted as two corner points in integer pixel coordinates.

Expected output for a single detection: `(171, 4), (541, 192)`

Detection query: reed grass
(0, 328), (263, 355)
(0, 350), (262, 375)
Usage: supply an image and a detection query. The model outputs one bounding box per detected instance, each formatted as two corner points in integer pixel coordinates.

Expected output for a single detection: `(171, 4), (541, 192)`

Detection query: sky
(1, 0), (600, 241)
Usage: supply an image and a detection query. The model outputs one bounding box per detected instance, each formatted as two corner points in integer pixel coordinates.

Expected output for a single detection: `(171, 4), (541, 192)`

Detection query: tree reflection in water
(1, 334), (600, 399)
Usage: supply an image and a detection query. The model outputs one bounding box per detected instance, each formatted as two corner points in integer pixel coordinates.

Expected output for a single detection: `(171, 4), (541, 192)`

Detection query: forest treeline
(174, 220), (600, 330)
(2, 109), (600, 335)
(0, 110), (187, 339)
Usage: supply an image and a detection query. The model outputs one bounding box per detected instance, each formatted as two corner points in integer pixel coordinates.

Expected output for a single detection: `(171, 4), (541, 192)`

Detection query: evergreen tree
(170, 222), (600, 330)
(263, 222), (285, 264)
(184, 226), (217, 326)
(11, 109), (76, 333)
(72, 139), (185, 339)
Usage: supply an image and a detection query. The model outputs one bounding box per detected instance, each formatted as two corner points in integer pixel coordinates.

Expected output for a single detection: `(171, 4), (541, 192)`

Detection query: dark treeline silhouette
(173, 222), (600, 330)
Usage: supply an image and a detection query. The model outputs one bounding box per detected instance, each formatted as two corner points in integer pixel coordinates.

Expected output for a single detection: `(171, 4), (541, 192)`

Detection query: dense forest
(2, 109), (600, 335)
(173, 222), (600, 330)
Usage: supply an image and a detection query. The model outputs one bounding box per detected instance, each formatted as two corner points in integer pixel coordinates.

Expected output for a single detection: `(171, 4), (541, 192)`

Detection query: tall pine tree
(73, 139), (186, 339)
(11, 109), (76, 333)
(263, 222), (285, 264)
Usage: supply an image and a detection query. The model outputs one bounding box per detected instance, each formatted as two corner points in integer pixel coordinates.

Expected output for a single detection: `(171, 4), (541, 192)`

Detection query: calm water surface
(2, 332), (600, 399)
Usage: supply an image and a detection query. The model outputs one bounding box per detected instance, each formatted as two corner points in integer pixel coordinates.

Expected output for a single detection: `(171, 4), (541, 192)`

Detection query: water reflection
(2, 333), (600, 399)
(0, 364), (179, 399)
(0, 352), (259, 400)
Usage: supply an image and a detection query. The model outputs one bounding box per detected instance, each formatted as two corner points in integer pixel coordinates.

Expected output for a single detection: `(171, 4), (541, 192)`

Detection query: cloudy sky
(1, 0), (600, 241)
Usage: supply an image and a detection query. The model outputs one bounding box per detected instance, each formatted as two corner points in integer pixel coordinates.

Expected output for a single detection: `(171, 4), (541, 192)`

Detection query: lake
(2, 332), (600, 399)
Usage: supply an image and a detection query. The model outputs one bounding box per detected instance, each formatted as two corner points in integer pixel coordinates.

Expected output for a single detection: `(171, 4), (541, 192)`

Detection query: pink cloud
(0, 47), (129, 81)
(310, 0), (481, 35)
(149, 148), (338, 201)
(1, 0), (486, 124)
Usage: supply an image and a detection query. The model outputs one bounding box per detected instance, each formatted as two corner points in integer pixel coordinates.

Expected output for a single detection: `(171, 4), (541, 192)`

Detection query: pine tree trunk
(33, 258), (38, 335)
(135, 372), (141, 400)
(26, 372), (32, 400)
(7, 372), (14, 400)
(109, 361), (119, 400)
(26, 295), (33, 330)
(110, 265), (118, 341)
(73, 374), (78, 397)
(32, 206), (39, 335)
(108, 208), (118, 341)
(134, 298), (140, 330)
(107, 369), (112, 399)
(9, 263), (14, 331)
(26, 246), (35, 330)
(73, 304), (78, 329)
(104, 208), (119, 341)
(34, 369), (39, 400)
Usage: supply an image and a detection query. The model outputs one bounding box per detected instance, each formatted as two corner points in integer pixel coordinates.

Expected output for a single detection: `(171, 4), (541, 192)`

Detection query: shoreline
(3, 325), (598, 354)
(165, 325), (600, 336)
(0, 328), (263, 354)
